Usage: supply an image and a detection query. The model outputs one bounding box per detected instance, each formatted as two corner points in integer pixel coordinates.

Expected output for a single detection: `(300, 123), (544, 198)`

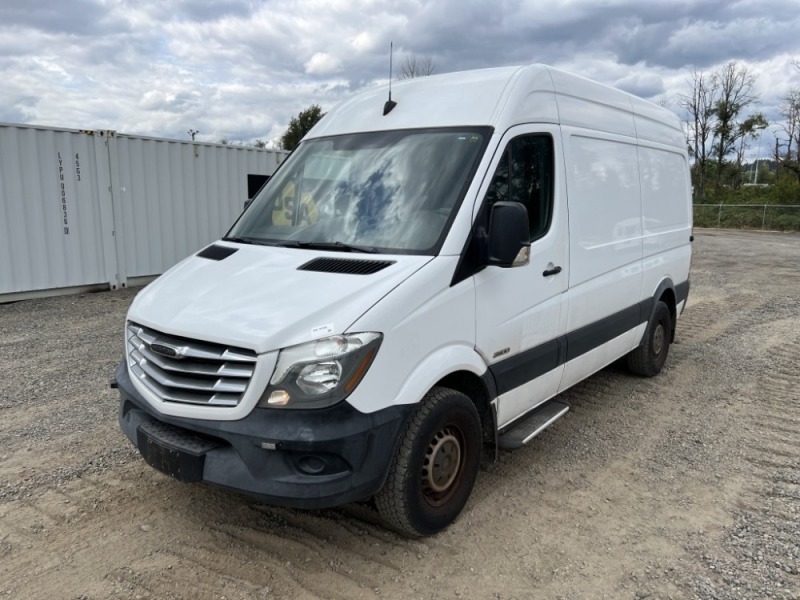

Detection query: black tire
(375, 387), (482, 537)
(627, 300), (672, 377)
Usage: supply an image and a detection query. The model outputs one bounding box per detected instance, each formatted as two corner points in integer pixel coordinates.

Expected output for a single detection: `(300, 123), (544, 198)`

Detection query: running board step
(497, 401), (570, 450)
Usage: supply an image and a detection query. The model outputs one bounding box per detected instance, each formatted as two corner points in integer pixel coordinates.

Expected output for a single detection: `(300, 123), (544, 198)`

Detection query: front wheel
(375, 387), (482, 537)
(627, 300), (672, 377)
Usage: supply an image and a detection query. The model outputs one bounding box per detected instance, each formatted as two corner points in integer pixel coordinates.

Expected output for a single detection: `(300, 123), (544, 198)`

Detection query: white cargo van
(116, 64), (692, 536)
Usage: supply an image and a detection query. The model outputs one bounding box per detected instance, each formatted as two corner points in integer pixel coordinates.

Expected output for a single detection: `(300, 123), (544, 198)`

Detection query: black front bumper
(116, 362), (413, 509)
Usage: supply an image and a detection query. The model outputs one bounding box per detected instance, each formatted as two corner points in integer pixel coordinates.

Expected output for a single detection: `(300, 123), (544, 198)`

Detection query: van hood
(128, 243), (433, 354)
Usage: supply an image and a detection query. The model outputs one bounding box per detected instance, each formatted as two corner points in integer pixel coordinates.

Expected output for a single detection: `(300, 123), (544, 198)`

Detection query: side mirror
(488, 201), (531, 268)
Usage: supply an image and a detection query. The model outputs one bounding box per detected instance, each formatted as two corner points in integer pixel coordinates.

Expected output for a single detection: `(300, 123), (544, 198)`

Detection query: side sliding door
(559, 128), (645, 392)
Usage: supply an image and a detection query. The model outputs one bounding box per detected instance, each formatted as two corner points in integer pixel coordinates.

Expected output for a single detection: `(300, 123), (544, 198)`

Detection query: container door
(0, 126), (118, 296)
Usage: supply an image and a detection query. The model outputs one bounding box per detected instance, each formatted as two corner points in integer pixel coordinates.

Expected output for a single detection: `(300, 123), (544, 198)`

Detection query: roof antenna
(383, 41), (397, 116)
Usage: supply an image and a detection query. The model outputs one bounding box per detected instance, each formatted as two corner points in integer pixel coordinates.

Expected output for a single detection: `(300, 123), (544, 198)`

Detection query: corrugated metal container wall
(113, 136), (283, 278)
(0, 124), (115, 295)
(0, 122), (286, 300)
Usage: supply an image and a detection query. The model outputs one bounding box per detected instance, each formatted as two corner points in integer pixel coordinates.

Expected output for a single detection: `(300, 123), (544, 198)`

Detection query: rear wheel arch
(658, 287), (677, 341)
(628, 300), (672, 377)
(650, 278), (677, 342)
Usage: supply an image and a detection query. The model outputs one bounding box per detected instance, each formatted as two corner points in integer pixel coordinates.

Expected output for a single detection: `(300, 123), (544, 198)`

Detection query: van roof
(306, 64), (684, 149)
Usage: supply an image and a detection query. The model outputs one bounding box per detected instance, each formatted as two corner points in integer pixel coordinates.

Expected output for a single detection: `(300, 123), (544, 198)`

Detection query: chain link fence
(693, 204), (800, 231)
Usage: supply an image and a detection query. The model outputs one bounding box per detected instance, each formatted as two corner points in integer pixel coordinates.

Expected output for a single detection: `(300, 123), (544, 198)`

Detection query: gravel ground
(0, 229), (798, 600)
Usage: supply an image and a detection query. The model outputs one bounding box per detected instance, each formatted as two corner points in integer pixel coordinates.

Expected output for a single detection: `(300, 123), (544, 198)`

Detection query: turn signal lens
(267, 390), (291, 406)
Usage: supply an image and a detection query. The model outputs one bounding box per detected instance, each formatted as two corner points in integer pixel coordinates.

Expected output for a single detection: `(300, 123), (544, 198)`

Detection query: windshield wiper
(330, 241), (378, 254)
(277, 240), (378, 254)
(221, 236), (271, 246)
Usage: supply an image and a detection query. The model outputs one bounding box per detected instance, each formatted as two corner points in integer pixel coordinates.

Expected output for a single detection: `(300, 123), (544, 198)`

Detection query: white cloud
(139, 90), (172, 110)
(0, 0), (798, 146)
(305, 52), (343, 75)
(350, 31), (376, 53)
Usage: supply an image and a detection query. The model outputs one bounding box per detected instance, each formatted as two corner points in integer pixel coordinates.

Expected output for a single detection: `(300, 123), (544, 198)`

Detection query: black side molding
(492, 338), (563, 396)
(676, 280), (690, 307)
(489, 297), (653, 397)
(565, 300), (652, 362)
(488, 281), (690, 398)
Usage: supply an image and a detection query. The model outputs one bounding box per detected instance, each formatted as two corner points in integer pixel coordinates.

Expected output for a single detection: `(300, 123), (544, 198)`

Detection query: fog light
(267, 390), (291, 406)
(297, 455), (327, 475)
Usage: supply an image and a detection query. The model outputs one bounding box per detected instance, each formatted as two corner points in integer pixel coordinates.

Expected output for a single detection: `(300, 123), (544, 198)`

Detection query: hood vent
(298, 257), (395, 275)
(197, 244), (238, 261)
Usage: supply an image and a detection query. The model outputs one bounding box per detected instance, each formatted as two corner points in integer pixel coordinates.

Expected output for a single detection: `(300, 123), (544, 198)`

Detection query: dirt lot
(1, 230), (798, 600)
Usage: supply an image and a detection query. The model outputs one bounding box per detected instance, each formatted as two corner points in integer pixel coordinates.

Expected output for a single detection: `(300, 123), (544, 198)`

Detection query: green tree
(280, 104), (325, 151)
(711, 61), (758, 192)
(733, 113), (768, 187)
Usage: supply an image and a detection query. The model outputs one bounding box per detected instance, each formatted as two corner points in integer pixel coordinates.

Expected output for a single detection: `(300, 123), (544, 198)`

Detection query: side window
(485, 135), (554, 241)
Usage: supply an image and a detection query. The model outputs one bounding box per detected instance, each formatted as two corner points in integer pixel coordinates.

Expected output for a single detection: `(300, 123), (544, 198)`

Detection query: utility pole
(188, 129), (199, 141)
(753, 131), (762, 184)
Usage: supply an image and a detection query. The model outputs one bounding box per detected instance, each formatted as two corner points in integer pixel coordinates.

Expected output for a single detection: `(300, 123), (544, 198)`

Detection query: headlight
(257, 332), (382, 409)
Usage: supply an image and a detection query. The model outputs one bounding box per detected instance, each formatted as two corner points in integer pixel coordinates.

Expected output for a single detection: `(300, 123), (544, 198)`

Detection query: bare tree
(780, 91), (800, 159)
(399, 55), (435, 79)
(679, 67), (718, 199)
(786, 59), (800, 178)
(779, 89), (800, 182)
(711, 61), (758, 191)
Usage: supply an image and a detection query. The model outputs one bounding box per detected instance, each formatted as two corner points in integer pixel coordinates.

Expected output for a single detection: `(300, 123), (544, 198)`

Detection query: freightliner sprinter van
(115, 64), (692, 537)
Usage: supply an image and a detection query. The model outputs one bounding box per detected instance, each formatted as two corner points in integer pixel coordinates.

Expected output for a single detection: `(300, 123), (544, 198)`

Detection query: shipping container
(0, 122), (286, 302)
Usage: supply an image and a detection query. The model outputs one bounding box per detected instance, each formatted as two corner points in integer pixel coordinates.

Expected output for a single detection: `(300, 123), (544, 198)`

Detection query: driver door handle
(542, 266), (562, 277)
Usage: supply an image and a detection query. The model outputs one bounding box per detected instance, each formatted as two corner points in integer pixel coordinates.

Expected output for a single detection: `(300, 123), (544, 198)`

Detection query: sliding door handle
(542, 266), (562, 277)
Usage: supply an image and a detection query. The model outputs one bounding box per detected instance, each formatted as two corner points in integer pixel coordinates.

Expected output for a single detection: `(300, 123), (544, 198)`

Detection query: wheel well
(658, 287), (677, 341)
(435, 371), (494, 443)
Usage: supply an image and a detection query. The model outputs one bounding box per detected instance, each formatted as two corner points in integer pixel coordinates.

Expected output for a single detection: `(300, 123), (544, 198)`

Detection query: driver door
(474, 125), (569, 428)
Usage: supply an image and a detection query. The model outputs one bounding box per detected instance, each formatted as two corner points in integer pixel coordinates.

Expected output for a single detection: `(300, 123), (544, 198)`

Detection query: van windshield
(227, 128), (490, 254)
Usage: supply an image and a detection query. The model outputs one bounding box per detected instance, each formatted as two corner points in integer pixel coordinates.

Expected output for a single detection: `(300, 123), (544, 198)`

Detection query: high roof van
(115, 64), (692, 537)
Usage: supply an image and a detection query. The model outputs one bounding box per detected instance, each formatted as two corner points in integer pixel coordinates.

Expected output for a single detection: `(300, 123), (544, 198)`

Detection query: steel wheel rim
(653, 323), (665, 356)
(421, 426), (463, 506)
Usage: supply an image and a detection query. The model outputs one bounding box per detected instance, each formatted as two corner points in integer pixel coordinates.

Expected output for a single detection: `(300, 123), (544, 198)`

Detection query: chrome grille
(126, 322), (257, 407)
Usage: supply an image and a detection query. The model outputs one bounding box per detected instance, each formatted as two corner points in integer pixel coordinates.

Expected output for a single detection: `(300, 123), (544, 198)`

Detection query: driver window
(485, 135), (553, 241)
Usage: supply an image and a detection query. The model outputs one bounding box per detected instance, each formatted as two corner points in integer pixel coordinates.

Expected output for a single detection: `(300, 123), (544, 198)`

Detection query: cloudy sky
(1, 0), (799, 149)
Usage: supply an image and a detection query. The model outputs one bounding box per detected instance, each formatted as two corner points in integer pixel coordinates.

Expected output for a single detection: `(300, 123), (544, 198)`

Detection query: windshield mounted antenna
(383, 42), (397, 116)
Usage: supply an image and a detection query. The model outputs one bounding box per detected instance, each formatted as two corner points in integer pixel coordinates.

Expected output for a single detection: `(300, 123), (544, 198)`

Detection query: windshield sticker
(311, 323), (335, 338)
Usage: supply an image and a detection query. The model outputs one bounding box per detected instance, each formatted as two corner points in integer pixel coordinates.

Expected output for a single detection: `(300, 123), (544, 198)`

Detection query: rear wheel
(627, 300), (672, 377)
(375, 387), (481, 537)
